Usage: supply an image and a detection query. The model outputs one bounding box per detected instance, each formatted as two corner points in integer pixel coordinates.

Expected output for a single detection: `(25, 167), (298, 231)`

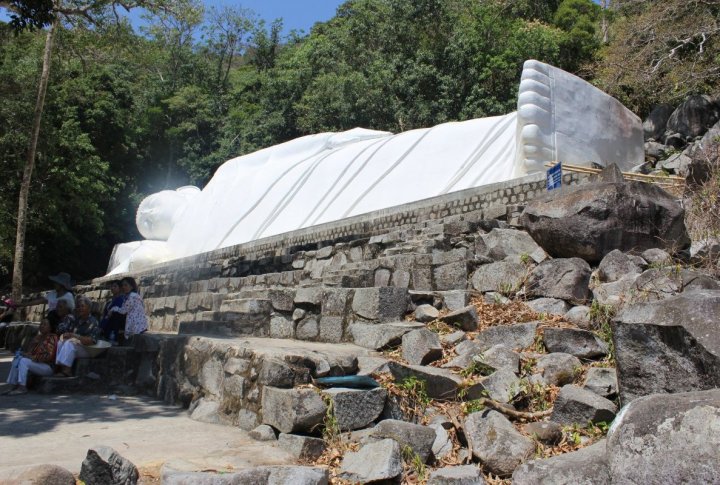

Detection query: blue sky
(0, 1), (347, 36)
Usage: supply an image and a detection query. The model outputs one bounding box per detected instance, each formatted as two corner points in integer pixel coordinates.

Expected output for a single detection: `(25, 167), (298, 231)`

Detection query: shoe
(8, 388), (27, 395)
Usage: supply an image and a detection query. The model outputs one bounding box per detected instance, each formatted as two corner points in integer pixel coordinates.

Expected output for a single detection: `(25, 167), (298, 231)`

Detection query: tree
(594, 0), (720, 114)
(4, 0), (176, 299)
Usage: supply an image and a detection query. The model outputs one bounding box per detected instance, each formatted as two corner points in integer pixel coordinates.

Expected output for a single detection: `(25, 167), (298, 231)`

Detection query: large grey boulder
(350, 322), (424, 350)
(551, 385), (617, 426)
(666, 94), (720, 139)
(428, 465), (486, 485)
(583, 367), (618, 399)
(686, 119), (720, 184)
(388, 361), (462, 400)
(430, 423), (454, 460)
(643, 103), (674, 141)
(526, 258), (591, 304)
(592, 275), (638, 306)
(415, 304), (439, 322)
(14, 464), (75, 485)
(79, 446), (139, 485)
(564, 305), (592, 329)
(162, 465), (328, 485)
(466, 368), (521, 403)
(478, 228), (546, 262)
(611, 290), (720, 404)
(475, 322), (538, 351)
(471, 261), (527, 293)
(524, 297), (570, 316)
(477, 344), (520, 374)
(512, 440), (609, 485)
(440, 305), (478, 331)
(520, 171), (690, 263)
(261, 387), (326, 433)
(543, 328), (608, 359)
(607, 389), (720, 484)
(534, 352), (582, 387)
(464, 410), (534, 477)
(322, 387), (386, 431)
(339, 439), (402, 483)
(402, 328), (443, 365)
(597, 250), (643, 283)
(371, 419), (437, 463)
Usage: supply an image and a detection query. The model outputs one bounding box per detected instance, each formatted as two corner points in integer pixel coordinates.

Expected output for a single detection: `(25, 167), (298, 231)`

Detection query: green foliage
(0, 0), (611, 286)
(591, 300), (617, 364)
(321, 394), (341, 443)
(401, 445), (427, 481)
(594, 0), (720, 115)
(396, 376), (431, 421)
(460, 357), (495, 378)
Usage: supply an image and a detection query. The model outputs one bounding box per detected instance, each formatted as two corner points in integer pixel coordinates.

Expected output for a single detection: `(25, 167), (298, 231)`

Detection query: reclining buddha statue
(107, 60), (644, 274)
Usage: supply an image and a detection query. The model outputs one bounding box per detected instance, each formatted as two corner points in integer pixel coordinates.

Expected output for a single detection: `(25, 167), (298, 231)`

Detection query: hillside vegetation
(0, 0), (717, 287)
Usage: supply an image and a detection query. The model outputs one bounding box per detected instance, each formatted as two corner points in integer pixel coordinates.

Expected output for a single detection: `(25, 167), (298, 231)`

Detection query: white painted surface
(108, 60), (643, 274)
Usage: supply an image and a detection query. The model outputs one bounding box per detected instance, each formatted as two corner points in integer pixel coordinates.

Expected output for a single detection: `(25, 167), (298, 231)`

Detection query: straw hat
(48, 272), (73, 291)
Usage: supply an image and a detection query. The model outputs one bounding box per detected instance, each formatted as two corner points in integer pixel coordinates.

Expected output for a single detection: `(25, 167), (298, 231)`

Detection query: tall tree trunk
(11, 16), (59, 301)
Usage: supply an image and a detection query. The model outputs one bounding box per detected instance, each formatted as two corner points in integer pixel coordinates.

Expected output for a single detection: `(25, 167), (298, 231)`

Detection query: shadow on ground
(0, 350), (182, 438)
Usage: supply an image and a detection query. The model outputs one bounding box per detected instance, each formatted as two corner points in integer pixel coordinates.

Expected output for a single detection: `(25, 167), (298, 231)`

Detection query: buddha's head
(136, 186), (200, 240)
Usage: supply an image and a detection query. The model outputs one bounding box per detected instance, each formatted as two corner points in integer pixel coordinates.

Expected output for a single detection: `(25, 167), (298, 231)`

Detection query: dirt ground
(0, 351), (294, 482)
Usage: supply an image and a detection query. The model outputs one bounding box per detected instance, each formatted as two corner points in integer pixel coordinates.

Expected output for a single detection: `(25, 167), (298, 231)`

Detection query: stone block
(402, 329), (443, 365)
(321, 289), (353, 316)
(434, 262), (468, 291)
(261, 387), (327, 434)
(543, 328), (608, 359)
(464, 410), (534, 477)
(351, 287), (409, 322)
(512, 440), (609, 485)
(371, 419), (437, 463)
(318, 316), (344, 343)
(322, 387), (387, 431)
(268, 289), (295, 312)
(79, 446), (139, 485)
(269, 315), (295, 339)
(350, 322), (424, 350)
(551, 385), (617, 426)
(339, 439), (402, 483)
(278, 434), (326, 461)
(295, 287), (324, 307)
(440, 305), (478, 331)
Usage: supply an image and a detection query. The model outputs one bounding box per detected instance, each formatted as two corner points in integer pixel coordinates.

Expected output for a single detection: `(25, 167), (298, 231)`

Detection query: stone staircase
(44, 172), (583, 428)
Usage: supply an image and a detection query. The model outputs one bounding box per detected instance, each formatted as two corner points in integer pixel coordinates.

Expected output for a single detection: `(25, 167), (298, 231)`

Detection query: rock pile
(9, 158), (720, 483)
(641, 94), (720, 185)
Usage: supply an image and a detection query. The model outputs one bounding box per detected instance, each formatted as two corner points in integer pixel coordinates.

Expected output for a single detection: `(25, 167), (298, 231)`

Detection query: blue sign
(546, 162), (562, 191)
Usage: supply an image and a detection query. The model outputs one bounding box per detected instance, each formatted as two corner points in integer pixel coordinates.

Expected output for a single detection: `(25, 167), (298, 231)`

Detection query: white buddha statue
(107, 60), (644, 275)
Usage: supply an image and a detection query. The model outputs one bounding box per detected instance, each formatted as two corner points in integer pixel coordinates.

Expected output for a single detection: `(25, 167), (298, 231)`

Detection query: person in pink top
(109, 277), (148, 345)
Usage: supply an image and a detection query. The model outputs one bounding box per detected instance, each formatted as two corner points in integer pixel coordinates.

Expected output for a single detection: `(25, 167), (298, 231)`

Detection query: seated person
(55, 296), (100, 377)
(16, 272), (75, 314)
(109, 277), (148, 344)
(4, 318), (58, 395)
(99, 280), (126, 339)
(0, 296), (16, 327)
(51, 299), (75, 334)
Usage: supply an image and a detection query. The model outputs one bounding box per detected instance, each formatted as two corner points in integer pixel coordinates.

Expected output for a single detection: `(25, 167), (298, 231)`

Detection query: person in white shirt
(17, 272), (75, 313)
(109, 276), (148, 344)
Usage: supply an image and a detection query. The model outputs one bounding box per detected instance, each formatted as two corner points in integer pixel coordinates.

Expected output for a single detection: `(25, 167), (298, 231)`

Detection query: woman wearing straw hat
(16, 272), (75, 313)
